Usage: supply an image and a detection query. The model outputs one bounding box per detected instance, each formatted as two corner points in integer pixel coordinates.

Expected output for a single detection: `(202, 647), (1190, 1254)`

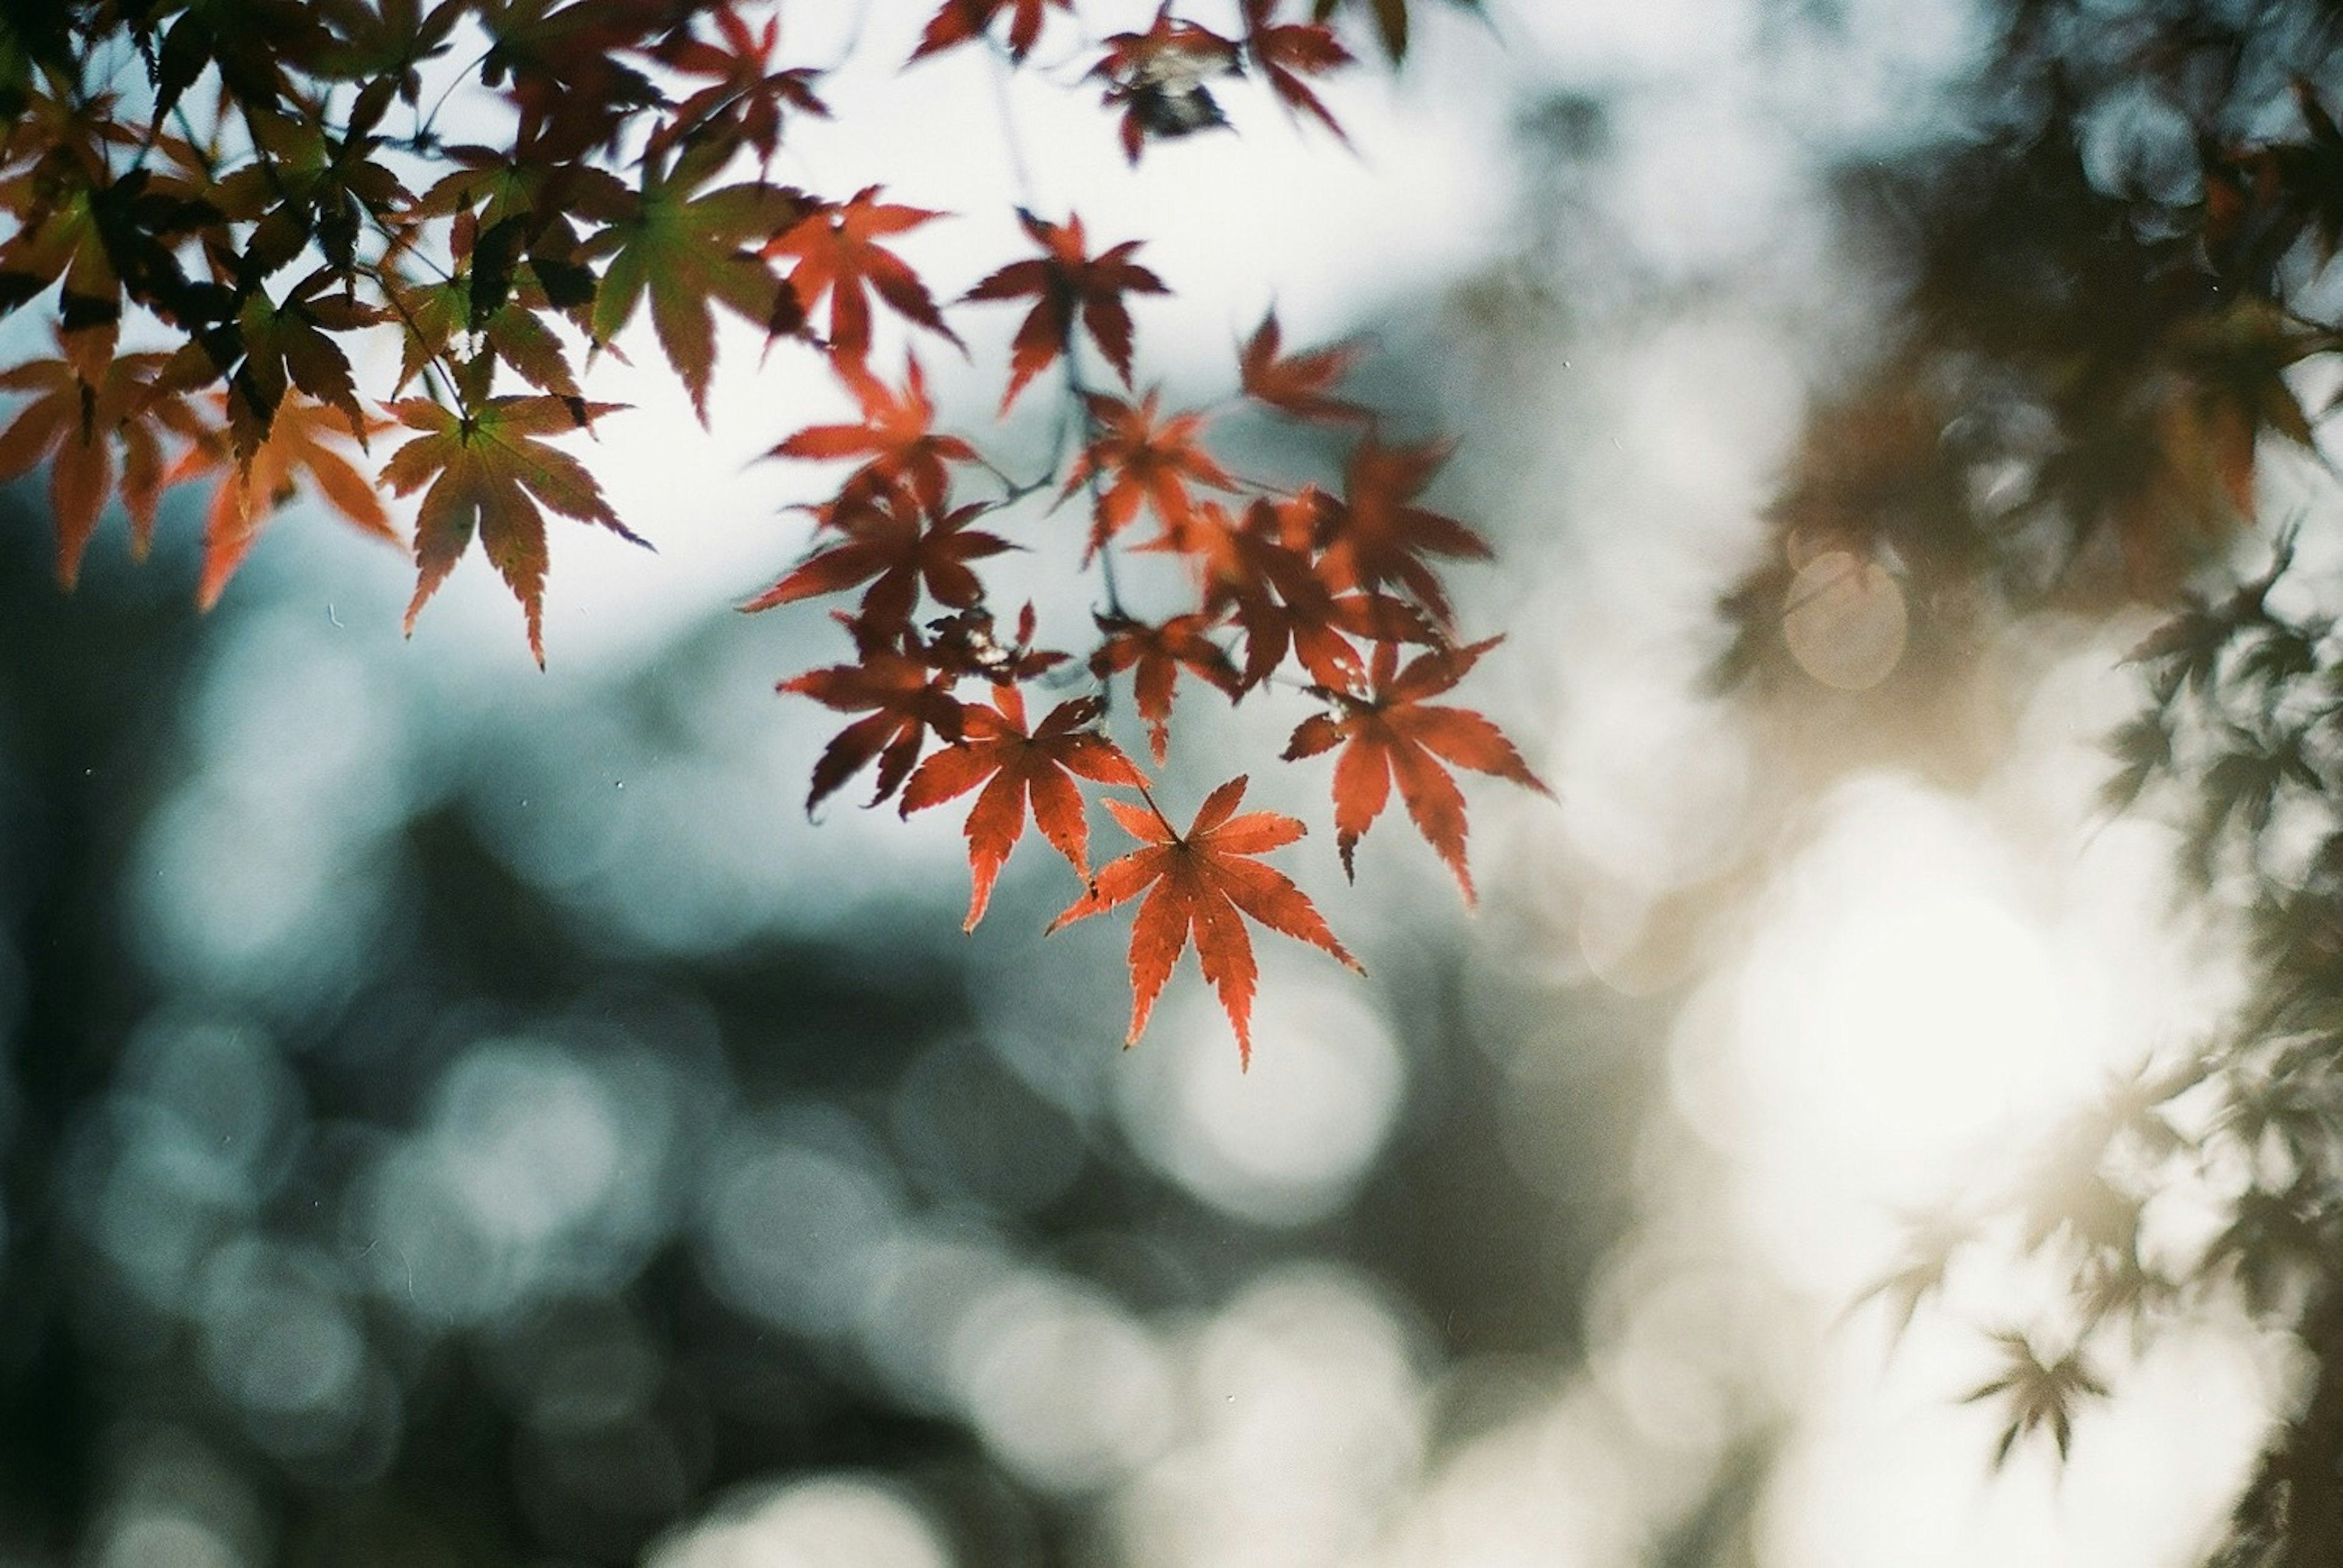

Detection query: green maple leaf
(582, 140), (808, 420)
(380, 394), (641, 663)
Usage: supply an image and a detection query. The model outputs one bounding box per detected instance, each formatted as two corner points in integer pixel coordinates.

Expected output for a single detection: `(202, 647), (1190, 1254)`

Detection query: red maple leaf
(743, 489), (1013, 637)
(1092, 6), (1242, 163)
(647, 5), (830, 165)
(1320, 437), (1492, 625)
(900, 685), (1146, 928)
(1283, 636), (1550, 904)
(1241, 0), (1353, 141)
(1169, 494), (1428, 692)
(963, 209), (1168, 410)
(783, 633), (966, 811)
(910, 0), (1073, 62)
(1065, 389), (1237, 554)
(761, 186), (962, 361)
(1239, 310), (1368, 423)
(1049, 775), (1361, 1064)
(1090, 611), (1243, 763)
(765, 355), (975, 513)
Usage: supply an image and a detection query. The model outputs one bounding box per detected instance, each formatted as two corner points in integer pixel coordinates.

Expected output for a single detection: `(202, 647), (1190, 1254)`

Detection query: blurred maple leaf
(910, 0), (1072, 63)
(1239, 310), (1369, 423)
(167, 391), (400, 609)
(1065, 389), (1237, 554)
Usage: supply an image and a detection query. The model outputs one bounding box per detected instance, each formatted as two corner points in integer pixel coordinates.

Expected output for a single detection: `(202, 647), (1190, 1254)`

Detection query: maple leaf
(164, 391), (400, 608)
(1320, 437), (1492, 625)
(1962, 1332), (2107, 1467)
(1092, 6), (1242, 163)
(963, 209), (1168, 411)
(647, 5), (830, 165)
(0, 348), (211, 585)
(900, 685), (1146, 929)
(379, 394), (640, 664)
(584, 140), (810, 419)
(0, 160), (224, 385)
(765, 356), (975, 514)
(782, 631), (966, 811)
(1173, 494), (1430, 691)
(910, 0), (1073, 63)
(1090, 612), (1244, 764)
(186, 265), (385, 456)
(1065, 389), (1237, 554)
(479, 0), (668, 159)
(1048, 775), (1361, 1064)
(762, 187), (962, 362)
(387, 268), (582, 401)
(1239, 310), (1368, 422)
(1283, 636), (1548, 904)
(1242, 0), (1353, 140)
(743, 489), (1013, 636)
(1312, 0), (1447, 62)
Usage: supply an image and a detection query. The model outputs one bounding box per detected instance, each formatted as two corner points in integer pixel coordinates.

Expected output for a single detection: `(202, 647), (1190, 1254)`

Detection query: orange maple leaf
(766, 356), (976, 513)
(1089, 611), (1243, 763)
(1283, 636), (1550, 904)
(1065, 389), (1236, 554)
(1049, 775), (1359, 1065)
(761, 186), (960, 362)
(1239, 310), (1367, 423)
(963, 209), (1167, 410)
(783, 633), (966, 811)
(165, 390), (400, 609)
(742, 489), (1013, 636)
(0, 348), (207, 584)
(900, 685), (1146, 929)
(1320, 437), (1492, 626)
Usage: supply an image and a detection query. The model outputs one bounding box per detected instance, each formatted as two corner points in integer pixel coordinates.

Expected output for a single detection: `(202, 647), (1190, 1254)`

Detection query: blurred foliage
(0, 492), (1658, 1566)
(1715, 1), (2343, 1559)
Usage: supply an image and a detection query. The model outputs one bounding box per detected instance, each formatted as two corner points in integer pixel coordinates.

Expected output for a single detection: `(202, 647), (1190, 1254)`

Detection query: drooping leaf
(0, 348), (212, 584)
(378, 393), (638, 663)
(1048, 774), (1360, 1063)
(165, 390), (400, 608)
(900, 685), (1146, 928)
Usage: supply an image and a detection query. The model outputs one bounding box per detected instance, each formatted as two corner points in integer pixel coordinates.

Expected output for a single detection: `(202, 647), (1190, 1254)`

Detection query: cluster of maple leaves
(0, 0), (1533, 1062)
